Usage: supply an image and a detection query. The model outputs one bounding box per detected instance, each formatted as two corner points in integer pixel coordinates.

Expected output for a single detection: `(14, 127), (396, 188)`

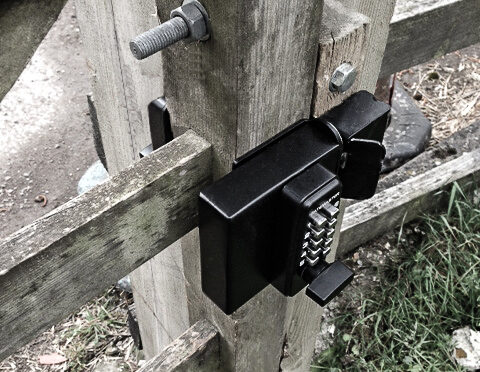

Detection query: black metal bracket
(139, 97), (173, 158)
(198, 91), (390, 314)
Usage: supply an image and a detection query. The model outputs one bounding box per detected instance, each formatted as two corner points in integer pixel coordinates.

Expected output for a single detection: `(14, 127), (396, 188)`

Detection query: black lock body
(199, 91), (390, 314)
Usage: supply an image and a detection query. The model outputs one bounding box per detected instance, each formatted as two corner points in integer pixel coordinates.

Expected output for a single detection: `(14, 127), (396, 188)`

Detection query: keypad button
(308, 224), (324, 239)
(307, 245), (323, 258)
(309, 237), (324, 249)
(326, 228), (335, 238)
(309, 211), (327, 229)
(306, 256), (320, 267)
(321, 202), (339, 219)
(327, 218), (336, 228)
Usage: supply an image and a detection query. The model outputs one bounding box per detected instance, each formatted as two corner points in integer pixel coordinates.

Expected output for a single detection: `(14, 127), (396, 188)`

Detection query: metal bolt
(130, 0), (209, 60)
(329, 63), (357, 93)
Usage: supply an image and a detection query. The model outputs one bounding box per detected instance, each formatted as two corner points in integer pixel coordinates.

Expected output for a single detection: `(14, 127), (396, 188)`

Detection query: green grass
(312, 184), (480, 371)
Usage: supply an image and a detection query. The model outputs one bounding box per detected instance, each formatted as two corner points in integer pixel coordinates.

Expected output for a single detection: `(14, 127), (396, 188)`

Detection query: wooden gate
(1, 0), (479, 370)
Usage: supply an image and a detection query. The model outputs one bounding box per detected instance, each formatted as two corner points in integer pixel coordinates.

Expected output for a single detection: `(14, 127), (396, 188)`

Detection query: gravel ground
(0, 1), (479, 370)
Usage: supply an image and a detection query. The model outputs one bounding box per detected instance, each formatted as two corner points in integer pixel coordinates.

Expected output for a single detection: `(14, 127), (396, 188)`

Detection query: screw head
(329, 63), (357, 93)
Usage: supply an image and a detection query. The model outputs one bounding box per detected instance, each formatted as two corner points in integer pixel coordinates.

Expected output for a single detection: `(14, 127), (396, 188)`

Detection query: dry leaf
(38, 353), (67, 365)
(455, 348), (467, 359)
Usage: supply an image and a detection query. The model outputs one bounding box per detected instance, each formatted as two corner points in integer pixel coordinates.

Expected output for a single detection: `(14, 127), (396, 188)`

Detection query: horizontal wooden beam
(380, 0), (480, 77)
(338, 148), (480, 256)
(0, 0), (67, 101)
(138, 320), (221, 372)
(0, 131), (212, 361)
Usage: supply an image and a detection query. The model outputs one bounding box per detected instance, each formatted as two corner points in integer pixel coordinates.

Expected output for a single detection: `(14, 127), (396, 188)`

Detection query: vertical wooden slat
(75, 0), (161, 174)
(75, 0), (191, 357)
(349, 0), (397, 92)
(156, 1), (324, 370)
(312, 0), (370, 116)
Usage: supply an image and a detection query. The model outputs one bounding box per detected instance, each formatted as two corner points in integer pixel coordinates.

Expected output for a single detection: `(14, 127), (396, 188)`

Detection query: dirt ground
(1, 0), (479, 371)
(397, 45), (480, 143)
(0, 1), (96, 240)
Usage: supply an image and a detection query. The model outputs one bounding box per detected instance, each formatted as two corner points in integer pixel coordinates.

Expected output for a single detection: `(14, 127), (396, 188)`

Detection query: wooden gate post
(156, 1), (323, 370)
(154, 0), (395, 371)
(76, 0), (395, 370)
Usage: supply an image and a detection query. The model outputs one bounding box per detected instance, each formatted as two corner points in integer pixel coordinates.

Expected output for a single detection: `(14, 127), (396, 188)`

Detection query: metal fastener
(130, 0), (210, 60)
(329, 63), (357, 93)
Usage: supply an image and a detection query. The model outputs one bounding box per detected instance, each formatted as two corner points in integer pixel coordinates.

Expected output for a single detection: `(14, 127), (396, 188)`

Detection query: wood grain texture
(279, 2), (395, 370)
(0, 0), (67, 101)
(131, 240), (190, 357)
(75, 0), (191, 357)
(75, 0), (163, 175)
(0, 132), (211, 361)
(381, 0), (480, 77)
(312, 0), (370, 116)
(338, 148), (480, 256)
(348, 0), (396, 92)
(137, 320), (222, 372)
(156, 0), (324, 370)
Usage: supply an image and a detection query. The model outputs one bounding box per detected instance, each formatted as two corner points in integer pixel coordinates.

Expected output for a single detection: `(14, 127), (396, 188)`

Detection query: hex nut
(171, 0), (209, 42)
(329, 63), (357, 93)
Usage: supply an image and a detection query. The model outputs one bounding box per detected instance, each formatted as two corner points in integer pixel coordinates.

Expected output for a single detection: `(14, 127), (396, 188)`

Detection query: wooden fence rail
(0, 131), (211, 360)
(339, 148), (480, 255)
(381, 0), (480, 77)
(2, 135), (479, 362)
(137, 320), (222, 372)
(0, 0), (67, 101)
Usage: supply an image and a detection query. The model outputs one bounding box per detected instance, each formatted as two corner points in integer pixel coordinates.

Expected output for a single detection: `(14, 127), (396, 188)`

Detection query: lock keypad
(300, 197), (340, 268)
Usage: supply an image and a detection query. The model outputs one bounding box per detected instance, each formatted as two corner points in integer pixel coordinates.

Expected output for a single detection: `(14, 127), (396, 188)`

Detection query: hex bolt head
(130, 0), (209, 60)
(329, 63), (357, 93)
(171, 0), (209, 42)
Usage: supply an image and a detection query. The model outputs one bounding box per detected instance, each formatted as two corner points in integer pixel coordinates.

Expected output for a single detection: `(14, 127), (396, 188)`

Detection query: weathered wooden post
(74, 0), (191, 352)
(3, 0), (480, 366)
(75, 0), (395, 370)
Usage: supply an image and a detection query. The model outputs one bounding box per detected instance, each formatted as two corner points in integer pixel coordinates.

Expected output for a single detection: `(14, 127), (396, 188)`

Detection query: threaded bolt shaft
(130, 17), (189, 60)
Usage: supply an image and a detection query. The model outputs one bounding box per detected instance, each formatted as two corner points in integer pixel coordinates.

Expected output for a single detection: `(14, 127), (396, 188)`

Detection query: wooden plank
(155, 0), (324, 370)
(0, 0), (67, 102)
(131, 240), (190, 356)
(348, 0), (396, 93)
(279, 2), (369, 370)
(338, 148), (480, 256)
(75, 0), (163, 174)
(0, 131), (212, 361)
(380, 0), (480, 77)
(75, 0), (191, 356)
(279, 2), (395, 371)
(138, 320), (222, 372)
(312, 0), (370, 116)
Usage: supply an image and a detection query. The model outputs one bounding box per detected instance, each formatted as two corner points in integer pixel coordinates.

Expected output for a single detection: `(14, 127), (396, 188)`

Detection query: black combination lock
(199, 91), (390, 314)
